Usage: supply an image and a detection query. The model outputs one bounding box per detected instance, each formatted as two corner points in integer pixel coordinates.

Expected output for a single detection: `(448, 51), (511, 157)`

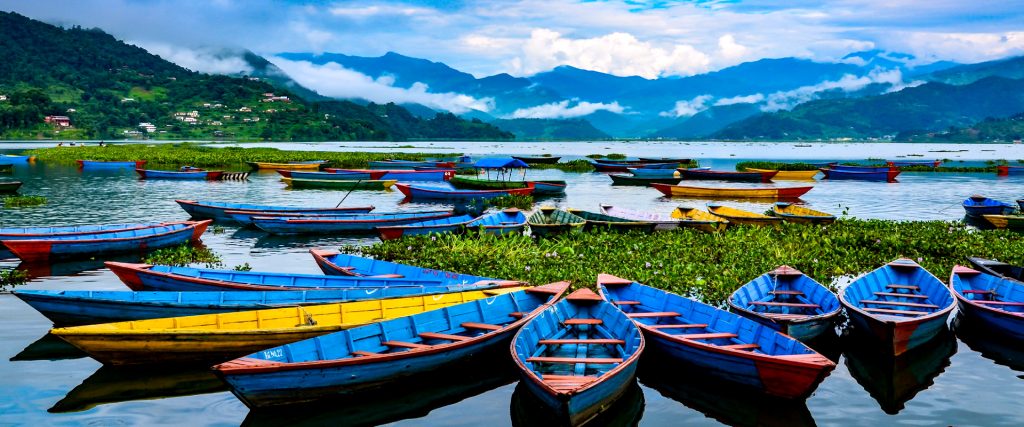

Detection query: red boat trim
(0, 221), (180, 239)
(950, 265), (1024, 319)
(272, 212), (454, 225)
(2, 221), (211, 262)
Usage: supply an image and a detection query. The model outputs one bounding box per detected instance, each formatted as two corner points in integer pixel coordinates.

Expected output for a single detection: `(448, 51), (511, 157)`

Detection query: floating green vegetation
(27, 143), (460, 169)
(737, 160), (1000, 173)
(735, 161), (820, 171)
(489, 194), (535, 210)
(586, 153), (627, 159)
(233, 263), (252, 271)
(0, 269), (29, 292)
(532, 159), (595, 172)
(143, 244), (223, 268)
(358, 220), (1024, 305)
(2, 195), (47, 208)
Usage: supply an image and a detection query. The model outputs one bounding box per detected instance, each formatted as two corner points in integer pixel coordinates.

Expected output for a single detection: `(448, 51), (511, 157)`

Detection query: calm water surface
(0, 142), (1022, 426)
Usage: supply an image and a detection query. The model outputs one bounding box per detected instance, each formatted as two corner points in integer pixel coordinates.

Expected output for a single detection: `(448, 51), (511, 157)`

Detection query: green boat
(566, 208), (657, 232)
(527, 207), (585, 237)
(281, 177), (397, 190)
(608, 174), (682, 186)
(449, 175), (567, 195)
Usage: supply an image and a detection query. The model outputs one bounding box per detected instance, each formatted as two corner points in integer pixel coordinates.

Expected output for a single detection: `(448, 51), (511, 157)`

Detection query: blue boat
(213, 283), (570, 408)
(2, 221), (210, 262)
(251, 211), (457, 234)
(395, 183), (534, 201)
(309, 250), (501, 285)
(377, 215), (475, 241)
(0, 221), (164, 245)
(962, 195), (1016, 217)
(466, 208), (528, 235)
(326, 168), (453, 182)
(512, 288), (644, 425)
(105, 261), (463, 292)
(967, 257), (1024, 283)
(626, 167), (679, 178)
(597, 274), (835, 399)
(136, 168), (223, 180)
(15, 287), (476, 326)
(888, 160), (941, 168)
(367, 160), (452, 169)
(831, 165), (893, 172)
(531, 181), (568, 195)
(839, 259), (956, 356)
(0, 154), (34, 164)
(820, 167), (900, 182)
(77, 160), (146, 169)
(276, 170), (384, 181)
(175, 199), (374, 221)
(728, 266), (841, 341)
(949, 266), (1024, 341)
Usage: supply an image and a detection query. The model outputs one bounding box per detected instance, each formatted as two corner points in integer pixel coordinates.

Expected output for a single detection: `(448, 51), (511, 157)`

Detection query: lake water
(0, 141), (1022, 426)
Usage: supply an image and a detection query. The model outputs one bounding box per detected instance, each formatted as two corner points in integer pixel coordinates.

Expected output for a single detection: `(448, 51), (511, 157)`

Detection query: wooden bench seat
(720, 343), (760, 351)
(527, 356), (622, 364)
(461, 322), (502, 331)
(962, 289), (996, 294)
(626, 311), (681, 318)
(972, 300), (1024, 306)
(647, 323), (707, 329)
(564, 319), (603, 325)
(613, 300), (641, 306)
(873, 292), (929, 299)
(542, 374), (597, 382)
(351, 351), (378, 357)
(887, 284), (919, 290)
(418, 332), (470, 342)
(509, 312), (525, 319)
(679, 332), (738, 340)
(383, 341), (429, 349)
(862, 300), (939, 309)
(769, 290), (804, 296)
(538, 339), (625, 345)
(750, 301), (819, 308)
(863, 307), (926, 316)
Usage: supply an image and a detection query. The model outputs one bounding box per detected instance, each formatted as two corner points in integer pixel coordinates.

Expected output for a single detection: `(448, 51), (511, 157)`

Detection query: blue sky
(6, 0), (1024, 78)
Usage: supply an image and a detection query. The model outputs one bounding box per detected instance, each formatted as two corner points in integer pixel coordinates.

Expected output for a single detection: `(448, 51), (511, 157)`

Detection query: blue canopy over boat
(473, 158), (530, 169)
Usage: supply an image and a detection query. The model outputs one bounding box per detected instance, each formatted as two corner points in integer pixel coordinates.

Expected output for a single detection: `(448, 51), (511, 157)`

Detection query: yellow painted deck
(744, 168), (819, 181)
(669, 207), (729, 232)
(52, 287), (523, 366)
(772, 204), (836, 224)
(249, 162), (323, 170)
(705, 204), (782, 226)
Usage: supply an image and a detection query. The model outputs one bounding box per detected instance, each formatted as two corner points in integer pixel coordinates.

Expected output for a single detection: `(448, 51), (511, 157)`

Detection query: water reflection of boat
(10, 333), (88, 361)
(49, 366), (227, 412)
(241, 351), (515, 426)
(842, 327), (957, 414)
(954, 315), (1024, 373)
(15, 253), (145, 279)
(510, 380), (644, 427)
(637, 352), (815, 427)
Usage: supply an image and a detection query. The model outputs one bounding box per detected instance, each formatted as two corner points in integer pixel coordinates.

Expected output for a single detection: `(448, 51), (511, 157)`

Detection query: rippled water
(1, 142), (1022, 426)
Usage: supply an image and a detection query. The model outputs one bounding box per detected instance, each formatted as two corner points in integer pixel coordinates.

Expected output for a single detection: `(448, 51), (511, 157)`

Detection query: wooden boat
(77, 160), (147, 169)
(981, 213), (1024, 229)
(2, 221), (210, 262)
(395, 183), (534, 201)
(0, 154), (35, 163)
(0, 181), (22, 193)
(650, 183), (813, 199)
(670, 206), (729, 232)
(368, 160), (454, 169)
(512, 155), (561, 165)
(743, 167), (819, 181)
(597, 275), (835, 399)
(527, 207), (585, 237)
(681, 169), (777, 183)
(888, 160), (941, 168)
(639, 157), (690, 163)
(214, 283), (566, 408)
(830, 165), (894, 172)
(967, 257), (1024, 283)
(512, 288), (643, 425)
(251, 211), (456, 234)
(465, 208), (528, 235)
(820, 168), (900, 182)
(771, 202), (836, 225)
(376, 214), (475, 241)
(706, 203), (782, 226)
(449, 176), (567, 195)
(729, 266), (841, 341)
(626, 167), (680, 179)
(532, 181), (568, 195)
(962, 195), (1016, 217)
(996, 165), (1024, 176)
(175, 199), (373, 221)
(281, 177), (397, 190)
(326, 168), (454, 181)
(593, 162), (676, 172)
(104, 261), (472, 292)
(14, 288), (477, 326)
(136, 168), (224, 180)
(52, 286), (527, 366)
(949, 266), (1024, 341)
(608, 173), (681, 186)
(600, 204), (681, 231)
(247, 161), (326, 171)
(277, 170), (385, 180)
(309, 249), (499, 284)
(0, 221), (165, 245)
(839, 259), (956, 355)
(566, 208), (657, 233)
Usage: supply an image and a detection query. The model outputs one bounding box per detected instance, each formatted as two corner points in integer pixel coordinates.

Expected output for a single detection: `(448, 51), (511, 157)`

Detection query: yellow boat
(669, 206), (729, 232)
(52, 287), (523, 366)
(771, 202), (836, 225)
(744, 168), (819, 181)
(982, 214), (1024, 229)
(706, 203), (782, 226)
(247, 161), (325, 171)
(651, 183), (814, 199)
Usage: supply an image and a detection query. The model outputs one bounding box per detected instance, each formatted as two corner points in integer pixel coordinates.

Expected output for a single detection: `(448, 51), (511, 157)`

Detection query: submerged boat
(215, 283), (566, 408)
(728, 266), (841, 341)
(681, 169), (777, 183)
(820, 167), (900, 182)
(2, 221), (210, 262)
(743, 168), (819, 181)
(949, 266), (1024, 341)
(281, 177), (397, 190)
(599, 204), (681, 231)
(395, 183), (534, 201)
(247, 161), (326, 171)
(669, 206), (729, 232)
(839, 259), (956, 355)
(706, 203), (782, 226)
(650, 183), (813, 199)
(527, 207), (585, 237)
(608, 173), (681, 186)
(52, 286), (526, 366)
(309, 250), (500, 284)
(77, 160), (147, 169)
(250, 211), (456, 234)
(512, 288), (644, 425)
(175, 199), (374, 221)
(326, 168), (454, 181)
(597, 275), (835, 399)
(512, 155), (561, 165)
(771, 202), (836, 225)
(376, 214), (475, 241)
(136, 168), (224, 180)
(566, 208), (657, 233)
(962, 195), (1016, 217)
(967, 257), (1024, 283)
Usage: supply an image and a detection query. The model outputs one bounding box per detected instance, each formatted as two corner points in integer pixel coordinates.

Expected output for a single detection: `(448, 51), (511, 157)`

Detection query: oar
(336, 179), (363, 207)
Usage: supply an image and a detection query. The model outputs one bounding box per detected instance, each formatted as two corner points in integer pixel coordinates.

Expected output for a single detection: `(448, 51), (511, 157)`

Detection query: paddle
(336, 179), (363, 207)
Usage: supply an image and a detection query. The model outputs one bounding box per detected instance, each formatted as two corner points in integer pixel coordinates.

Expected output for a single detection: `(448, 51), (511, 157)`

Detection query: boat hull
(277, 170), (385, 180)
(512, 156), (561, 164)
(326, 169), (454, 181)
(821, 168), (900, 182)
(996, 165), (1024, 176)
(844, 308), (950, 356)
(309, 250), (497, 284)
(251, 212), (455, 234)
(136, 169), (223, 180)
(281, 177), (396, 190)
(682, 169), (776, 183)
(0, 181), (23, 193)
(609, 174), (681, 185)
(78, 160), (147, 169)
(651, 183), (813, 199)
(395, 183), (534, 201)
(2, 221), (209, 262)
(247, 161), (325, 171)
(518, 359), (638, 426)
(175, 199), (374, 221)
(744, 168), (818, 181)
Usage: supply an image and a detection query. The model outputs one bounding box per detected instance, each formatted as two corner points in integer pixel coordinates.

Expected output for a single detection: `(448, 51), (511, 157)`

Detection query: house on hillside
(44, 115), (71, 127)
(138, 122), (156, 133)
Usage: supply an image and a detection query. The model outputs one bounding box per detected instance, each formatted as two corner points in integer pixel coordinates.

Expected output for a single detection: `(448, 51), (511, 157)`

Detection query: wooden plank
(613, 300), (641, 305)
(679, 332), (738, 340)
(972, 300), (1024, 306)
(526, 356), (622, 364)
(750, 301), (819, 308)
(761, 313), (807, 319)
(873, 292), (929, 299)
(863, 307), (926, 316)
(862, 300), (938, 309)
(769, 290), (804, 295)
(462, 322), (502, 331)
(542, 374), (598, 381)
(538, 339), (625, 345)
(720, 343), (760, 350)
(418, 332), (470, 342)
(962, 290), (996, 294)
(887, 284), (920, 290)
(627, 311), (681, 318)
(564, 319), (603, 325)
(647, 323), (707, 329)
(509, 312), (525, 319)
(351, 351), (378, 357)
(383, 341), (429, 349)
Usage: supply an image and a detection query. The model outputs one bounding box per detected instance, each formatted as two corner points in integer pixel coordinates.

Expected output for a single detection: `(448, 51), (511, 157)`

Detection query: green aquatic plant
(233, 263), (252, 271)
(143, 244), (224, 268)
(489, 194), (535, 210)
(2, 195), (47, 208)
(735, 161), (820, 171)
(0, 268), (29, 292)
(532, 159), (595, 172)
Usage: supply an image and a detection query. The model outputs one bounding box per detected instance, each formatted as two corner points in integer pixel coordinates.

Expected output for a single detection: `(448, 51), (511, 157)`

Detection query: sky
(6, 0), (1024, 79)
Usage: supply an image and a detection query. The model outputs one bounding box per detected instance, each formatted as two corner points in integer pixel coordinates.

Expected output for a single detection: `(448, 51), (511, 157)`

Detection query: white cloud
(761, 68), (908, 111)
(717, 34), (748, 59)
(271, 58), (494, 114)
(660, 95), (714, 117)
(714, 94), (766, 106)
(141, 43), (252, 74)
(328, 5), (433, 18)
(509, 100), (624, 119)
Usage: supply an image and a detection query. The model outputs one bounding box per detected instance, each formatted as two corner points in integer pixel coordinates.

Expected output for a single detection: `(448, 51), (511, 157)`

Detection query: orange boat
(650, 183), (813, 199)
